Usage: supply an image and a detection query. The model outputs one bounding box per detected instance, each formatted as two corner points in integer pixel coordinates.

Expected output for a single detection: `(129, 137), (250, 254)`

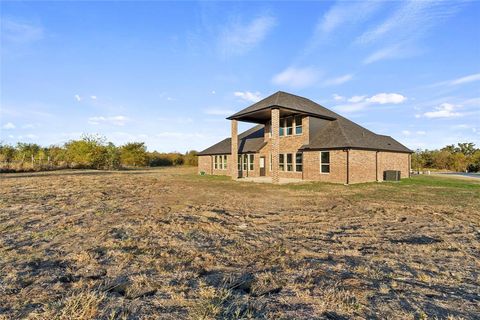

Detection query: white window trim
(320, 151), (330, 174)
(295, 152), (303, 172)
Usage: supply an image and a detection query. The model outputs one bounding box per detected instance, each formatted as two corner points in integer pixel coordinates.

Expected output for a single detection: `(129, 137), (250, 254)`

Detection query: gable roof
(227, 91), (338, 120)
(302, 118), (411, 153)
(198, 91), (412, 155)
(197, 125), (266, 156)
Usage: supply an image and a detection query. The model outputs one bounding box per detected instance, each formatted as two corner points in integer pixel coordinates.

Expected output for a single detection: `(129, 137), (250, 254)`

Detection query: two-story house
(198, 91), (412, 184)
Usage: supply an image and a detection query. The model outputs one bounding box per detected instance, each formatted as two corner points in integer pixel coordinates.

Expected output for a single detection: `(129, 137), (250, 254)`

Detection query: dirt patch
(0, 167), (479, 319)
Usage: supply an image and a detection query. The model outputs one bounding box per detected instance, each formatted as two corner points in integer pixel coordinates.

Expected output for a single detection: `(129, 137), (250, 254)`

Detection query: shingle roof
(197, 125), (266, 155)
(227, 91), (338, 120)
(301, 117), (411, 153)
(198, 91), (412, 155)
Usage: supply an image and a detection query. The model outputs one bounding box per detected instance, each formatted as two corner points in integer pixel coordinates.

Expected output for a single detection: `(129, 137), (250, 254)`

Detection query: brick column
(271, 108), (280, 184)
(231, 120), (238, 179)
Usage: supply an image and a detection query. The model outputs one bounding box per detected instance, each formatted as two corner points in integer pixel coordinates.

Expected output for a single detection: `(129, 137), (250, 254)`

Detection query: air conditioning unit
(384, 170), (401, 181)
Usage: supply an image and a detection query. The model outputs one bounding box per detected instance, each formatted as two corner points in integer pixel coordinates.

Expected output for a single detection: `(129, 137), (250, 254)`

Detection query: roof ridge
(335, 120), (352, 147)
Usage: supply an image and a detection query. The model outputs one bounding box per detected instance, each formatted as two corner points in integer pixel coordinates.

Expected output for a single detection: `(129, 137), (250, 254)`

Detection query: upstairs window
(295, 116), (303, 135)
(286, 117), (293, 135)
(320, 151), (330, 173)
(296, 153), (303, 172)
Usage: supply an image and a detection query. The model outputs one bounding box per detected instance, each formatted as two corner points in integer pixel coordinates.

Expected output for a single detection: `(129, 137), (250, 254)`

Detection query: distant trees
(0, 135), (198, 173)
(412, 142), (480, 173)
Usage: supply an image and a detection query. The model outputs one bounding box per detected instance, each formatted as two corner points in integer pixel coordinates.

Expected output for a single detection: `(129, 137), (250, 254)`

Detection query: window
(286, 153), (293, 171)
(286, 117), (293, 136)
(214, 155), (227, 170)
(238, 155), (242, 170)
(279, 125), (284, 136)
(249, 154), (254, 171)
(320, 151), (330, 173)
(296, 153), (303, 172)
(295, 116), (302, 135)
(243, 154), (248, 171)
(279, 154), (285, 171)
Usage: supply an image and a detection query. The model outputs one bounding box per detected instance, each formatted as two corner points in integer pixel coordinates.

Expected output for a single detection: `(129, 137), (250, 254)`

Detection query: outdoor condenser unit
(384, 170), (401, 181)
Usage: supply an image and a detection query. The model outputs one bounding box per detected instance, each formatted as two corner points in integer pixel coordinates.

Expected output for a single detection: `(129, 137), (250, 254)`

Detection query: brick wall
(348, 150), (377, 183)
(198, 155), (212, 175)
(303, 150), (347, 183)
(377, 151), (410, 180)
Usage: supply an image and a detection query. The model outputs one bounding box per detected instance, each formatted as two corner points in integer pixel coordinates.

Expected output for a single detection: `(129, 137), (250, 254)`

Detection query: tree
(456, 142), (476, 156)
(184, 150), (198, 166)
(0, 144), (16, 163)
(120, 142), (147, 167)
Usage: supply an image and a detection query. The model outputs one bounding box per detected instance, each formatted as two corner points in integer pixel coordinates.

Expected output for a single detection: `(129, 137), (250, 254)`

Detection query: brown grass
(0, 167), (479, 319)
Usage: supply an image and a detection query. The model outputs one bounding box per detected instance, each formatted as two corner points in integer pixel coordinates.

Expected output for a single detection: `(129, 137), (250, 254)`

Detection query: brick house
(198, 91), (412, 184)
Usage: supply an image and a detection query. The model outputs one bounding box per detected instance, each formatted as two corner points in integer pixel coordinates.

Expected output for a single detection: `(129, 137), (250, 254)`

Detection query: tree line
(0, 135), (198, 173)
(411, 142), (480, 173)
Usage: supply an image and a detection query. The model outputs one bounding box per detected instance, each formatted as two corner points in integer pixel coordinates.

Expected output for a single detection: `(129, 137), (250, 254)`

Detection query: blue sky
(1, 1), (479, 152)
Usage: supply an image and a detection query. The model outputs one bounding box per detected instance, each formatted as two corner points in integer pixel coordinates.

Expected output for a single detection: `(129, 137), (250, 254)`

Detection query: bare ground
(0, 167), (479, 319)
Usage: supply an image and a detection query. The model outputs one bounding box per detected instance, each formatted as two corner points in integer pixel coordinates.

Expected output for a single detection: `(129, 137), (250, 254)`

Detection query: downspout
(346, 149), (350, 185)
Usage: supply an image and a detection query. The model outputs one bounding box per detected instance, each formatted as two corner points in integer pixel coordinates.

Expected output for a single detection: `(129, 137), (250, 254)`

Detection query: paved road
(437, 172), (480, 179)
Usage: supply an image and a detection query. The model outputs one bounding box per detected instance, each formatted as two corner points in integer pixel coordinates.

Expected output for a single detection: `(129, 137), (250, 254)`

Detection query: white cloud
(74, 94), (82, 102)
(1, 18), (44, 44)
(317, 2), (381, 35)
(272, 66), (319, 88)
(88, 115), (130, 126)
(357, 1), (461, 45)
(416, 131), (426, 135)
(2, 122), (16, 129)
(450, 73), (480, 85)
(402, 130), (411, 136)
(348, 95), (367, 103)
(333, 94), (345, 101)
(432, 73), (480, 87)
(234, 91), (262, 103)
(157, 117), (193, 124)
(358, 1), (463, 63)
(219, 15), (276, 56)
(322, 74), (353, 86)
(334, 92), (407, 113)
(204, 108), (235, 116)
(211, 90), (216, 95)
(90, 95), (97, 100)
(367, 93), (407, 104)
(423, 103), (462, 118)
(362, 43), (418, 64)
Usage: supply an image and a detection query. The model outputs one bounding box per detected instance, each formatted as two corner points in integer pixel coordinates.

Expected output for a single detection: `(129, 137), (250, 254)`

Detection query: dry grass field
(1, 167), (479, 320)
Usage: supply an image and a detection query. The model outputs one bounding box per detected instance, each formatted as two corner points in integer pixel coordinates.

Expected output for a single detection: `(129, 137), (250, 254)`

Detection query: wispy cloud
(74, 94), (82, 102)
(2, 122), (16, 130)
(334, 93), (407, 113)
(204, 108), (235, 116)
(304, 1), (382, 54)
(321, 74), (353, 87)
(423, 103), (462, 118)
(358, 1), (464, 63)
(1, 18), (44, 44)
(234, 91), (262, 103)
(272, 66), (319, 88)
(218, 15), (276, 56)
(88, 115), (130, 126)
(430, 73), (480, 87)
